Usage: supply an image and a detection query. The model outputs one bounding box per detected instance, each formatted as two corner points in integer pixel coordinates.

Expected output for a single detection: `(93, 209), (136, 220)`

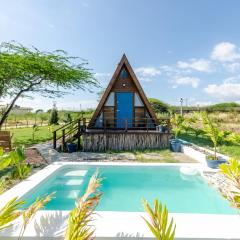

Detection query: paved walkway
(34, 142), (136, 163)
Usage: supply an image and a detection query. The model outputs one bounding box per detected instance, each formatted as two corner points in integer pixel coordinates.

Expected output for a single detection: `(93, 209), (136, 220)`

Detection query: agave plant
(65, 171), (102, 240)
(142, 199), (176, 240)
(0, 197), (24, 231)
(220, 159), (240, 209)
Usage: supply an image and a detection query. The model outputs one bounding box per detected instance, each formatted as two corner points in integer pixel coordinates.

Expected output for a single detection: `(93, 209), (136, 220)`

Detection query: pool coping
(1, 162), (240, 239)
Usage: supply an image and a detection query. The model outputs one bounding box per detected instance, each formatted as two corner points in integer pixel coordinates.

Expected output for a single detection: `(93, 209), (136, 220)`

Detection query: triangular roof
(89, 54), (158, 127)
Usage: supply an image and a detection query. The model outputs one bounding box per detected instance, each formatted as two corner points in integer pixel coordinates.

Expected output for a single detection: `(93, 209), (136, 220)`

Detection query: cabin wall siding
(82, 132), (171, 151)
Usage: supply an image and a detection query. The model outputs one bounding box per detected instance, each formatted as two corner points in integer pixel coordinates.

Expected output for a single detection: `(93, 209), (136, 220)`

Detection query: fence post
(83, 118), (86, 131)
(104, 119), (106, 131)
(125, 119), (128, 132)
(77, 119), (81, 150)
(62, 129), (65, 152)
(53, 131), (57, 149)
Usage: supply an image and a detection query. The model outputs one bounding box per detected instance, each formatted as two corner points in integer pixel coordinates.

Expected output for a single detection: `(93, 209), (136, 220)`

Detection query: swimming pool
(21, 164), (236, 214)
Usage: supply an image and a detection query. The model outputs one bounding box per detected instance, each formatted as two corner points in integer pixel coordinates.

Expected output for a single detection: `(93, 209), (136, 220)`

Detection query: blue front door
(116, 92), (133, 128)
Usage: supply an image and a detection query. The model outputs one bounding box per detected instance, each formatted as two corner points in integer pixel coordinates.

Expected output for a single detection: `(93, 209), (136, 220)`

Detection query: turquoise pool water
(21, 165), (236, 214)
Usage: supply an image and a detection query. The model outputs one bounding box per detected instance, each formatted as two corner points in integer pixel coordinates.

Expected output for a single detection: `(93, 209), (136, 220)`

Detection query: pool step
(63, 170), (88, 177)
(53, 179), (84, 186)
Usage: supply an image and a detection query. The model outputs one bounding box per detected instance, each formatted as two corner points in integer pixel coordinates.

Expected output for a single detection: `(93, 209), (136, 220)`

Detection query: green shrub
(49, 108), (59, 125)
(148, 98), (169, 114)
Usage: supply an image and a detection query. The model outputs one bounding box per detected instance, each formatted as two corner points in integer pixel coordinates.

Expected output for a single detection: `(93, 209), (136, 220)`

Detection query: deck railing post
(77, 119), (81, 150)
(104, 119), (106, 130)
(125, 119), (128, 132)
(147, 118), (149, 132)
(53, 131), (57, 149)
(62, 129), (66, 152)
(83, 118), (86, 131)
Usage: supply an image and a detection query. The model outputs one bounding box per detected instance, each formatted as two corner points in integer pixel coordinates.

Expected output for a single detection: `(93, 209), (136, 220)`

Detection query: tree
(0, 41), (97, 128)
(148, 98), (169, 114)
(63, 113), (72, 123)
(49, 104), (59, 125)
(170, 114), (184, 139)
(201, 112), (224, 160)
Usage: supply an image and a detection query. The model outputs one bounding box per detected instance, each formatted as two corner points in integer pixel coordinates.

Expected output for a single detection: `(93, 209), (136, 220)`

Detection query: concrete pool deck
(34, 142), (197, 163)
(0, 162), (240, 239)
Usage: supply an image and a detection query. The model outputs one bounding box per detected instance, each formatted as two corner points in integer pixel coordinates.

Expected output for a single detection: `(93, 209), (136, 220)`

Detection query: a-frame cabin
(79, 55), (171, 151)
(89, 54), (158, 130)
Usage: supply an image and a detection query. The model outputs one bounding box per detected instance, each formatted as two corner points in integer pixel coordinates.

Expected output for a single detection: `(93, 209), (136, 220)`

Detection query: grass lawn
(11, 126), (54, 146)
(134, 149), (179, 163)
(180, 133), (240, 159)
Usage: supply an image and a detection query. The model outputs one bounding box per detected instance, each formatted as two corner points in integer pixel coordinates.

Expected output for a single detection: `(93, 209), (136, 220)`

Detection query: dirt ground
(25, 148), (48, 167)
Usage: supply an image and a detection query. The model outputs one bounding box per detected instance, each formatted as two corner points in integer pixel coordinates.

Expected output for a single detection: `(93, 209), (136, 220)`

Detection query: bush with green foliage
(63, 113), (72, 123)
(148, 98), (169, 114)
(0, 146), (31, 179)
(206, 102), (240, 112)
(170, 114), (184, 139)
(220, 159), (240, 209)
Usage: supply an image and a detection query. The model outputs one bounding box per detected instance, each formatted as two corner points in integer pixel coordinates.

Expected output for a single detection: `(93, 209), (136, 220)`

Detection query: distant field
(2, 109), (94, 129)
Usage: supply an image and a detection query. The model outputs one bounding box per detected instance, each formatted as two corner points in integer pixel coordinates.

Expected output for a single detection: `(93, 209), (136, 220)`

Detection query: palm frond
(0, 197), (24, 231)
(18, 192), (54, 240)
(142, 199), (176, 240)
(65, 171), (102, 240)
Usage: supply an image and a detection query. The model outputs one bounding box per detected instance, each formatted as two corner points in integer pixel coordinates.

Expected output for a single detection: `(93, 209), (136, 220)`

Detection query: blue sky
(1, 0), (240, 110)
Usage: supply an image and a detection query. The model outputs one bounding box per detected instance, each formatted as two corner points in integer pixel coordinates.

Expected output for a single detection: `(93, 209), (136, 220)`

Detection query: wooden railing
(91, 117), (170, 132)
(53, 117), (171, 151)
(52, 118), (86, 151)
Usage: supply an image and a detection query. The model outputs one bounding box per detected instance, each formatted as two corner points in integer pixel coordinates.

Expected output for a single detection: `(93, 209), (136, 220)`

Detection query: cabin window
(119, 68), (129, 79)
(146, 111), (155, 128)
(105, 92), (115, 106)
(134, 107), (145, 127)
(134, 93), (144, 107)
(103, 106), (115, 128)
(94, 112), (103, 128)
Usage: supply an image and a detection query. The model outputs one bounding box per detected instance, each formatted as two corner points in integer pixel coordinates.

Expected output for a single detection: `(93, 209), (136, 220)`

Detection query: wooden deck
(52, 118), (171, 152)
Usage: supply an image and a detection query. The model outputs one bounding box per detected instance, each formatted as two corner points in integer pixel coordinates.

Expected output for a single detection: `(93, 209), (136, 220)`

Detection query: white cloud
(135, 67), (161, 77)
(224, 62), (240, 72)
(173, 76), (200, 88)
(138, 77), (153, 82)
(177, 59), (212, 72)
(204, 78), (240, 100)
(95, 72), (111, 78)
(211, 42), (240, 62)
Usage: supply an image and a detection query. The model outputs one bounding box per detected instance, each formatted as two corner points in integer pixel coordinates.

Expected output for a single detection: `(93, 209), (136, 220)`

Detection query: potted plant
(202, 112), (226, 168)
(170, 114), (184, 152)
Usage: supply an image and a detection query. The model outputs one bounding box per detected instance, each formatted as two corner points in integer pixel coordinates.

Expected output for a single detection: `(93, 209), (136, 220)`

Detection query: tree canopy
(148, 98), (169, 113)
(0, 42), (98, 127)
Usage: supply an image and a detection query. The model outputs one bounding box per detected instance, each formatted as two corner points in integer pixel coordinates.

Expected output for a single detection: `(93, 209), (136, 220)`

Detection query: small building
(82, 54), (171, 151)
(0, 105), (33, 115)
(53, 55), (171, 152)
(89, 54), (158, 129)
